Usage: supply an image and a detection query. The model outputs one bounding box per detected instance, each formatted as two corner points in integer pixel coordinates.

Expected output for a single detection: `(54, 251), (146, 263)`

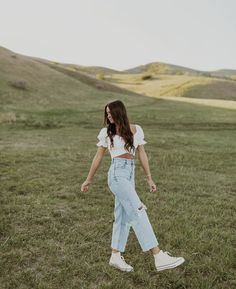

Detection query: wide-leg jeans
(107, 157), (159, 252)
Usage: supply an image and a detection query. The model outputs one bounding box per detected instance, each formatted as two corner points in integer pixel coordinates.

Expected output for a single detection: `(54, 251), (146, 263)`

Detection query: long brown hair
(103, 100), (135, 153)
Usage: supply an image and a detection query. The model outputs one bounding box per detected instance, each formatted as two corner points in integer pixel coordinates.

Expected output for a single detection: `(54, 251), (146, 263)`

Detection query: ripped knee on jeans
(138, 202), (147, 211)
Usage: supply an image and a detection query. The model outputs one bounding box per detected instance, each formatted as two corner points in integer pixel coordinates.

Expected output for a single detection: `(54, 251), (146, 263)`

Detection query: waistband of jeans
(111, 157), (135, 164)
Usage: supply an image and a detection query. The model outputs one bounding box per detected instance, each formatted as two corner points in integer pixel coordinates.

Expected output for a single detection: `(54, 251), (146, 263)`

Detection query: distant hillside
(32, 57), (123, 76)
(0, 47), (142, 112)
(183, 78), (236, 100)
(33, 57), (136, 95)
(123, 62), (236, 81)
(1, 45), (235, 114)
(210, 69), (236, 78)
(61, 64), (122, 76)
(123, 62), (202, 75)
(107, 73), (236, 101)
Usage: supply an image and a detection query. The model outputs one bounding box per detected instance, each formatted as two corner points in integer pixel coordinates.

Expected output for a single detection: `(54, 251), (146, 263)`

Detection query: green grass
(0, 46), (235, 288)
(0, 98), (235, 289)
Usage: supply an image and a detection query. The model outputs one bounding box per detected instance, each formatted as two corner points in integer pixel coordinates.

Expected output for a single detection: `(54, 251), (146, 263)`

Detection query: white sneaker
(154, 250), (185, 272)
(109, 253), (134, 272)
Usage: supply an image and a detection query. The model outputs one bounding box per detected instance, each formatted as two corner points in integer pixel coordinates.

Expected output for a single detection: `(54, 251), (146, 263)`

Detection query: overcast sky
(1, 0), (235, 71)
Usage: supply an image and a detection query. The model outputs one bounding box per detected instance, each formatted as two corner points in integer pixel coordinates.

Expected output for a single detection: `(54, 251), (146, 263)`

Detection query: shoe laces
(163, 251), (179, 260)
(120, 256), (129, 266)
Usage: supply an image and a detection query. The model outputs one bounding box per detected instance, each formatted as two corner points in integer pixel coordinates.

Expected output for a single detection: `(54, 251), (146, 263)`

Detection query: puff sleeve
(136, 124), (147, 145)
(96, 127), (108, 147)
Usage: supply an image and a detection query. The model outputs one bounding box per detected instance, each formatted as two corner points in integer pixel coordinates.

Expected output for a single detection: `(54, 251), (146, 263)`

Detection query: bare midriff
(114, 153), (134, 159)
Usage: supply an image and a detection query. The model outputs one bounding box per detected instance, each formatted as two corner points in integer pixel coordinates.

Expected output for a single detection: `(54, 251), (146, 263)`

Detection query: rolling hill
(123, 62), (202, 75)
(0, 45), (235, 116)
(105, 73), (236, 101)
(0, 46), (145, 113)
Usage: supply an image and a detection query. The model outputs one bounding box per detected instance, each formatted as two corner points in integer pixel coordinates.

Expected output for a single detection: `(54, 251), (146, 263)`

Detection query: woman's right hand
(147, 178), (157, 193)
(81, 179), (92, 192)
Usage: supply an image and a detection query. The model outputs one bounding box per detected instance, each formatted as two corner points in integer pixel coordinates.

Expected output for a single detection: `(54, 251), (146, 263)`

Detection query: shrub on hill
(96, 73), (105, 80)
(9, 80), (28, 90)
(141, 74), (152, 80)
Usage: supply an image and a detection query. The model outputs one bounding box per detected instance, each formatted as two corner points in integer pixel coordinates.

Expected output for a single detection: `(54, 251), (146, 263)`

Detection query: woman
(81, 100), (185, 272)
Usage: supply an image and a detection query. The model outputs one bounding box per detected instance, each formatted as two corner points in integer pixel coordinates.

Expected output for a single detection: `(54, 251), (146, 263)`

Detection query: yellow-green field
(105, 73), (236, 101)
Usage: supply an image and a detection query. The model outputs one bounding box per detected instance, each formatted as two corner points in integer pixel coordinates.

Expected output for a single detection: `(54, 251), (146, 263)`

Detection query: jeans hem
(141, 242), (160, 252)
(111, 246), (126, 253)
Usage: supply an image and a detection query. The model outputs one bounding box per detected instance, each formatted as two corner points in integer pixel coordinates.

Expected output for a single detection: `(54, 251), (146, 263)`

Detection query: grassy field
(0, 47), (236, 288)
(1, 96), (235, 289)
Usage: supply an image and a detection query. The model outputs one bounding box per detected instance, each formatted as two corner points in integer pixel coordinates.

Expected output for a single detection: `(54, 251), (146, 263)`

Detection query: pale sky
(1, 0), (235, 71)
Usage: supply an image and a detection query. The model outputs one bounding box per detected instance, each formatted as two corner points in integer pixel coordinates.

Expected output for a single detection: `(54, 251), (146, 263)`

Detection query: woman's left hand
(147, 178), (157, 192)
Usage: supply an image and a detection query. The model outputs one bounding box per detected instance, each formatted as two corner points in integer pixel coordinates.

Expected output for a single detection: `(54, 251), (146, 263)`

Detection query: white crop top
(96, 124), (147, 158)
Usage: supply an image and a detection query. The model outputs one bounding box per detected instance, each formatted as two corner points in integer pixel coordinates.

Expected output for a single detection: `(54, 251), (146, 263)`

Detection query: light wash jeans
(107, 157), (159, 252)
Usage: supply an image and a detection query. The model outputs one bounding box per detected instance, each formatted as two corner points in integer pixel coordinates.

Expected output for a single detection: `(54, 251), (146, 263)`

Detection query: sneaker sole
(109, 261), (134, 272)
(156, 257), (185, 272)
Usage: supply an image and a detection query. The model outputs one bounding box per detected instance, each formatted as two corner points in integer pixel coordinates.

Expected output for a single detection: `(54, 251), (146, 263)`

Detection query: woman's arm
(137, 145), (152, 179)
(86, 147), (106, 182)
(81, 147), (107, 192)
(137, 145), (157, 192)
